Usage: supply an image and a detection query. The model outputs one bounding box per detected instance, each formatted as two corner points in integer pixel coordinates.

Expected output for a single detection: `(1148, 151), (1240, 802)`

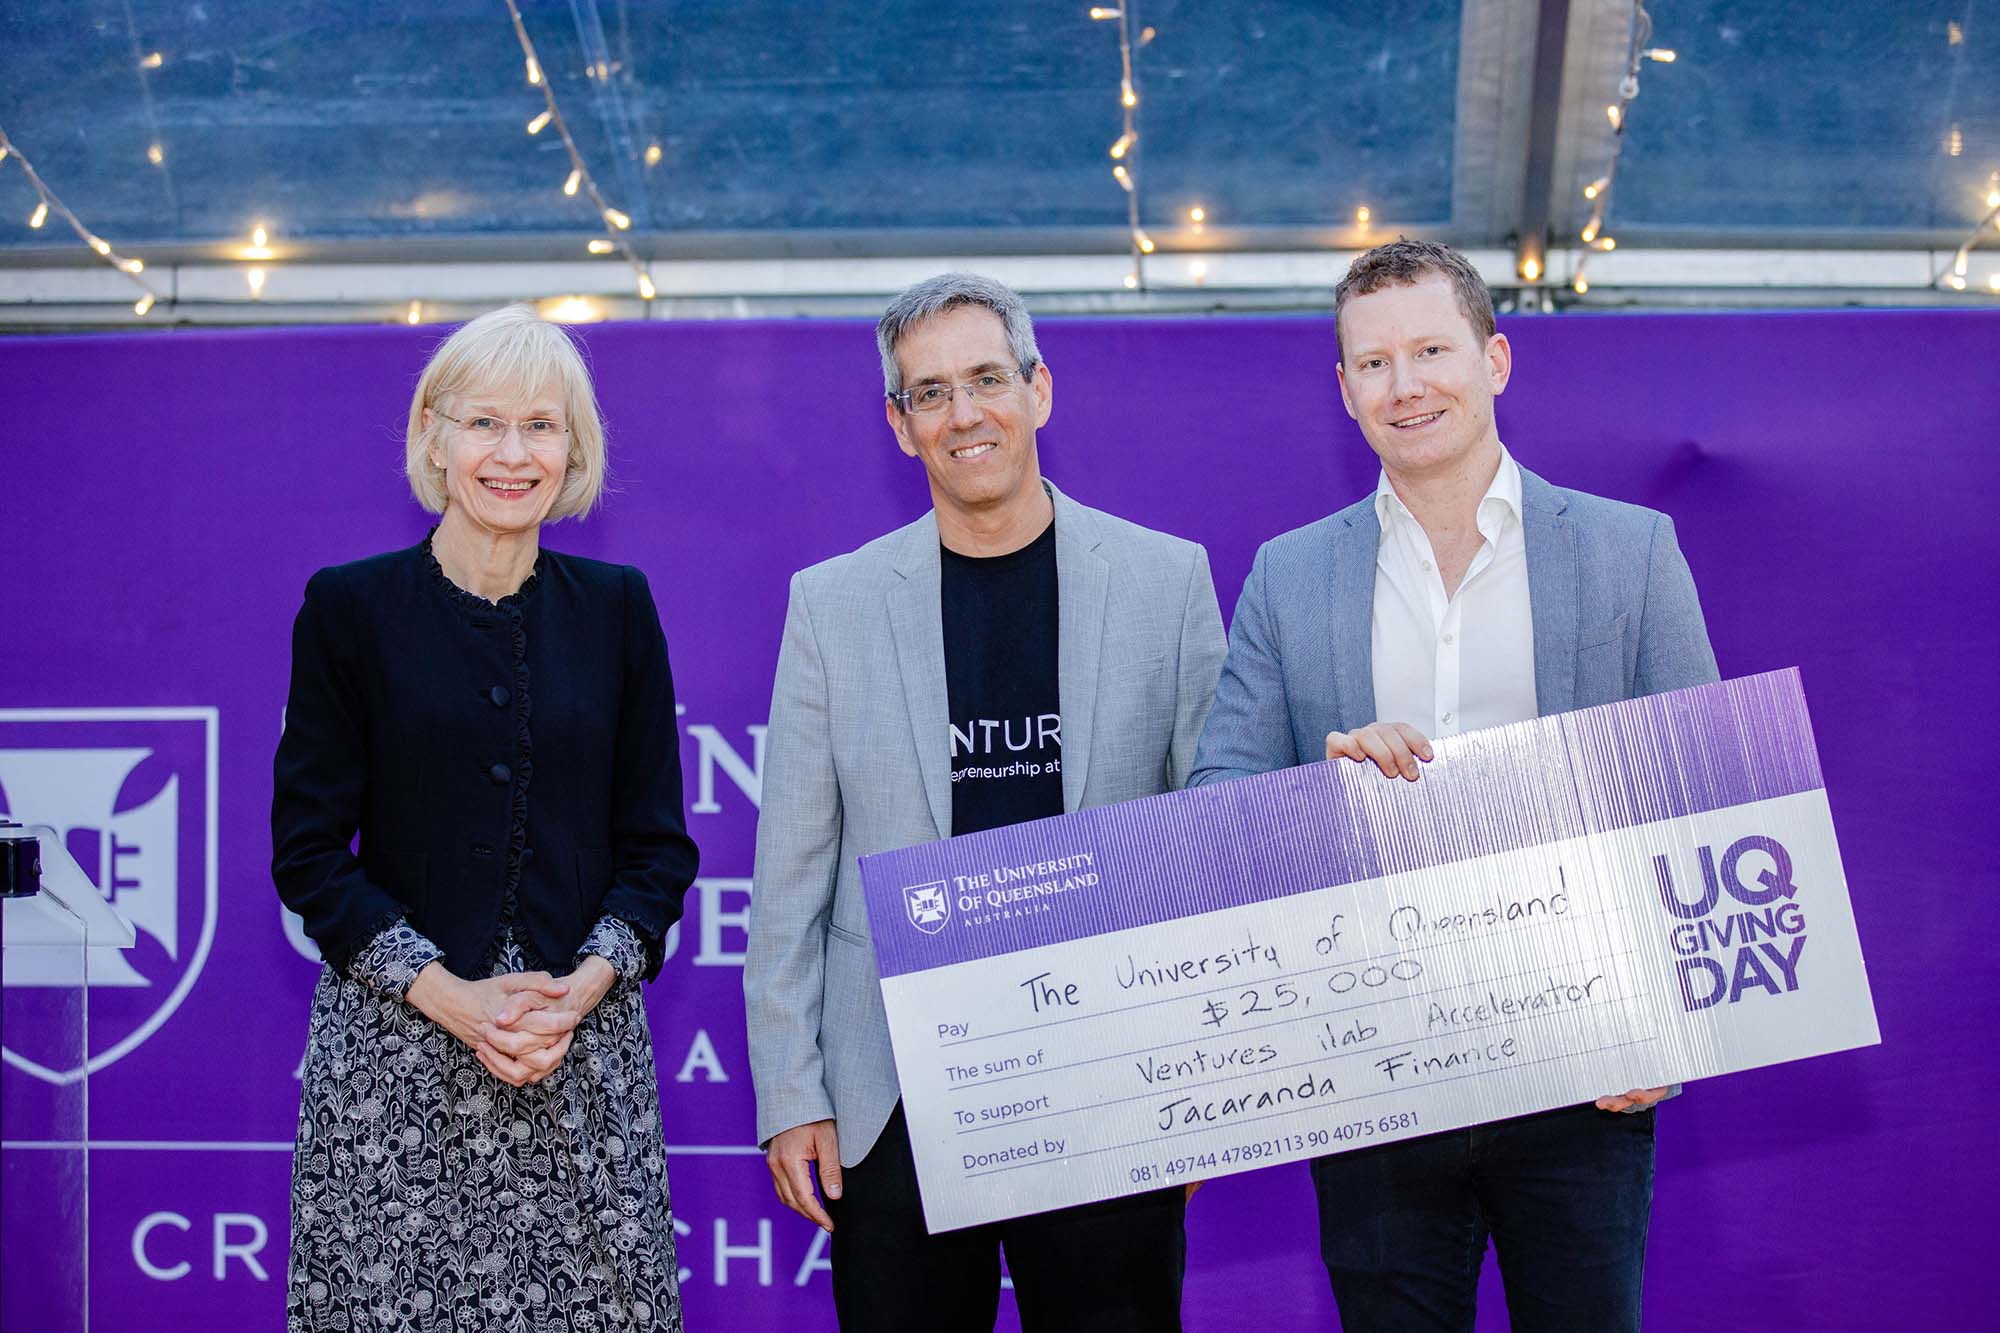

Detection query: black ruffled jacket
(271, 537), (699, 980)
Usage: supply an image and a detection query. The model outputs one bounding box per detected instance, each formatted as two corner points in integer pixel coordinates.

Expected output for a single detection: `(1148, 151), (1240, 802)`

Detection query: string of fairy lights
(1937, 177), (2000, 294)
(1089, 6), (1157, 289)
(500, 0), (657, 305)
(1933, 13), (1998, 292)
(4, 6), (1996, 319)
(1566, 0), (1676, 296)
(0, 126), (164, 316)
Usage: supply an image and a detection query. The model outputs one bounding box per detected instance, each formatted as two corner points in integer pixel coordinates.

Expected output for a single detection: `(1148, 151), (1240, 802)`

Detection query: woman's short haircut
(404, 304), (607, 520)
(1333, 239), (1497, 358)
(876, 272), (1042, 399)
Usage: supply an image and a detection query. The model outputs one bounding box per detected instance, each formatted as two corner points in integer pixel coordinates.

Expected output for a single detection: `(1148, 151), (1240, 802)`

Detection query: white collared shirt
(1369, 447), (1537, 739)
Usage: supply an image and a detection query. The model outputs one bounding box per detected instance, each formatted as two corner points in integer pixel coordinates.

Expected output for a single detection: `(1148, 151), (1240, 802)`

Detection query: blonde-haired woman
(274, 305), (697, 1331)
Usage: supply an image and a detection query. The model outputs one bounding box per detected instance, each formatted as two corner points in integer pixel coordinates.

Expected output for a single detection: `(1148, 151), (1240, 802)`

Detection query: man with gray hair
(745, 273), (1227, 1329)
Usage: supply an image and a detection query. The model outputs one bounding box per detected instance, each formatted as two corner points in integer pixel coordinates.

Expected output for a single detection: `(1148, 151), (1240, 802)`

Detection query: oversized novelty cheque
(859, 670), (1879, 1232)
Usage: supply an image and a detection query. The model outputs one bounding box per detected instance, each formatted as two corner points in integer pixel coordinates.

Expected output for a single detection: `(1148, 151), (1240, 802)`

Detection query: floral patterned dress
(287, 917), (682, 1332)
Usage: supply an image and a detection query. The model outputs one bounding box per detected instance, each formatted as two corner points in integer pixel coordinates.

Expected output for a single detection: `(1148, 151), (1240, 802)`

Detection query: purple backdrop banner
(2, 309), (1995, 1329)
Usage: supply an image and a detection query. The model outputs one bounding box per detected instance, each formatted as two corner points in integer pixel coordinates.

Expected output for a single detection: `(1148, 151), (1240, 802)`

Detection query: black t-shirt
(941, 521), (1064, 837)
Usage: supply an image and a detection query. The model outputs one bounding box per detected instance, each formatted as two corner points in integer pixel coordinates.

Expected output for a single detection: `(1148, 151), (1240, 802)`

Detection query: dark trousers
(1309, 1103), (1656, 1333)
(827, 1103), (1186, 1332)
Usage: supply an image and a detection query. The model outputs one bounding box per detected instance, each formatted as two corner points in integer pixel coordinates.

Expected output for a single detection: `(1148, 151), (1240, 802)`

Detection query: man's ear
(885, 395), (918, 458)
(1485, 331), (1513, 396)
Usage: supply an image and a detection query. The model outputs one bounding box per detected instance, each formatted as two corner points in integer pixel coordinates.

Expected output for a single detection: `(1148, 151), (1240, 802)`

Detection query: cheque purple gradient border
(860, 669), (1823, 979)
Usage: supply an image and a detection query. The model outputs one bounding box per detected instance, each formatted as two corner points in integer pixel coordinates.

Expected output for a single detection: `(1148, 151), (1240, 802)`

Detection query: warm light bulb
(1584, 176), (1608, 200)
(1947, 274), (1967, 291)
(541, 296), (602, 323)
(604, 207), (631, 230)
(527, 109), (552, 135)
(28, 201), (47, 228)
(1954, 248), (1970, 277)
(1596, 236), (1617, 251)
(1580, 221), (1599, 243)
(1643, 48), (1677, 62)
(0, 145), (9, 164)
(133, 293), (155, 316)
(90, 236), (112, 256)
(252, 224), (268, 248)
(637, 273), (657, 300)
(1109, 132), (1135, 159)
(1989, 273), (2000, 292)
(1356, 205), (1371, 226)
(1987, 177), (2000, 209)
(1113, 164), (1133, 191)
(120, 257), (144, 274)
(1573, 275), (1589, 294)
(147, 142), (164, 166)
(1188, 205), (1206, 224)
(1089, 7), (1122, 18)
(644, 143), (662, 167)
(563, 169), (582, 196)
(1123, 272), (1139, 290)
(140, 51), (163, 69)
(1134, 228), (1155, 254)
(406, 300), (423, 325)
(1121, 80), (1137, 108)
(587, 238), (614, 254)
(1606, 104), (1623, 129)
(526, 56), (542, 85)
(1188, 259), (1209, 283)
(1519, 255), (1542, 283)
(246, 267), (266, 295)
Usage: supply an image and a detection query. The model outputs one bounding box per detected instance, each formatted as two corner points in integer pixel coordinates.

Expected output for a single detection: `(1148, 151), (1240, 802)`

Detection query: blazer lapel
(886, 515), (954, 839)
(1329, 502), (1379, 732)
(1520, 468), (1578, 717)
(1050, 485), (1107, 812)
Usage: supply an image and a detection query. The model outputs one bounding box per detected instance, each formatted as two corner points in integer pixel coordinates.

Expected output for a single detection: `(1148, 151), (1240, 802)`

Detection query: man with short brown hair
(1190, 238), (1718, 1331)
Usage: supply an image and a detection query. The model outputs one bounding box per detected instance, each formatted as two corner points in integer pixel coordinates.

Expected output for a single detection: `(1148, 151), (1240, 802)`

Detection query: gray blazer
(745, 481), (1228, 1164)
(1190, 466), (1719, 785)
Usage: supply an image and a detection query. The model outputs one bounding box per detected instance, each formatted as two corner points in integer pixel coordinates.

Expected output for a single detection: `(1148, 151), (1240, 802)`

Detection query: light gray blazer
(745, 480), (1228, 1164)
(1190, 466), (1719, 785)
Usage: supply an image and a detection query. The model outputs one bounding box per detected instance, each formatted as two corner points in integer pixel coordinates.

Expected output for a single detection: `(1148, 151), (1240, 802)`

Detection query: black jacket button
(488, 685), (510, 707)
(487, 763), (512, 785)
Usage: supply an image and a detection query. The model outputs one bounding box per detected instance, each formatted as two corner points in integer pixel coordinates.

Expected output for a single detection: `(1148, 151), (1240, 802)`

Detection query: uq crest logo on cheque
(0, 709), (218, 1085)
(903, 880), (950, 935)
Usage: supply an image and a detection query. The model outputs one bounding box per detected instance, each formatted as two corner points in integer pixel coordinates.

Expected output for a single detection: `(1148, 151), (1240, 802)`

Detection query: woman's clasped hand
(406, 957), (617, 1087)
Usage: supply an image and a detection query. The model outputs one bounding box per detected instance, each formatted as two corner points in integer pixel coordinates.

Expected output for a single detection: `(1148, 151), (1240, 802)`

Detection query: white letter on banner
(674, 1029), (729, 1082)
(133, 1212), (191, 1281)
(794, 1228), (832, 1286)
(686, 724), (767, 813)
(696, 880), (751, 967)
(213, 1213), (270, 1281)
(712, 1218), (773, 1286)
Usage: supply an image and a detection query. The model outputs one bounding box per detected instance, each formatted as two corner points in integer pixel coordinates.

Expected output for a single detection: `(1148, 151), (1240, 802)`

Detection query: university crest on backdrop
(0, 709), (218, 1087)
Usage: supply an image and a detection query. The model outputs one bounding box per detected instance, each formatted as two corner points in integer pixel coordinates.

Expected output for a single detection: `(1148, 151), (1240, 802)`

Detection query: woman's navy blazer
(272, 538), (700, 980)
